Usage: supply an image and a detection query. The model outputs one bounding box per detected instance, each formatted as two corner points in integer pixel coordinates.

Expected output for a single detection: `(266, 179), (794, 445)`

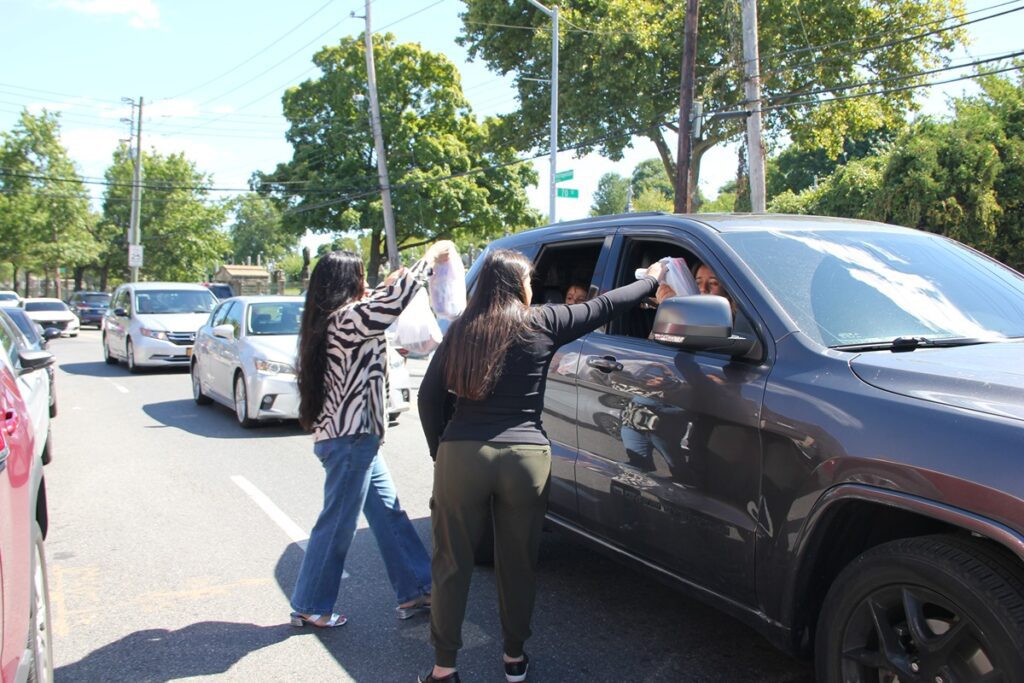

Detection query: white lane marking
(231, 475), (309, 551)
(103, 378), (129, 394)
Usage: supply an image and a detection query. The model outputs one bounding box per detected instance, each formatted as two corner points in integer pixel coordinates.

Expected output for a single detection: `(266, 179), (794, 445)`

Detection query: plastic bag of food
(393, 289), (443, 355)
(634, 257), (699, 297)
(428, 253), (467, 320)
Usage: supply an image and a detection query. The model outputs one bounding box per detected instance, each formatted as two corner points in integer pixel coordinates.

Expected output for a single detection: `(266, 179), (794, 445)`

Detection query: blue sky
(1, 0), (1021, 248)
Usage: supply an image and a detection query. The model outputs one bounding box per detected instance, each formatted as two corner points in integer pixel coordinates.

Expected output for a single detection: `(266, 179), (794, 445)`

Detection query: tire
(48, 383), (56, 419)
(191, 361), (212, 405)
(41, 427), (52, 466)
(233, 372), (255, 428)
(103, 335), (117, 365)
(126, 338), (140, 374)
(26, 521), (54, 683)
(815, 534), (1024, 683)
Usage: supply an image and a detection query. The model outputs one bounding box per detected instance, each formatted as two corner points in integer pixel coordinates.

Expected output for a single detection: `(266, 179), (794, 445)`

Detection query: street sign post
(128, 245), (144, 268)
(556, 188), (579, 198)
(554, 169), (574, 183)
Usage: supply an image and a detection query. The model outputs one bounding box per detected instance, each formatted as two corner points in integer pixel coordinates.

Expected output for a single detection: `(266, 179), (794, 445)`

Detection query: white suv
(102, 282), (217, 372)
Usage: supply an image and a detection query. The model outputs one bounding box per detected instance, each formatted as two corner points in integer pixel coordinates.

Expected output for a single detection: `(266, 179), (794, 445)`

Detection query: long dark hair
(444, 249), (533, 400)
(297, 250), (365, 431)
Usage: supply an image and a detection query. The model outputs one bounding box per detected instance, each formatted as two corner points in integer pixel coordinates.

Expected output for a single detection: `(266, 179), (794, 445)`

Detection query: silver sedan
(190, 296), (411, 427)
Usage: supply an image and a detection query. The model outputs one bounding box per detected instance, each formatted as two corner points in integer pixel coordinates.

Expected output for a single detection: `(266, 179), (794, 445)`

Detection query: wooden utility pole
(130, 97), (143, 282)
(363, 0), (400, 270)
(674, 0), (700, 213)
(741, 0), (766, 212)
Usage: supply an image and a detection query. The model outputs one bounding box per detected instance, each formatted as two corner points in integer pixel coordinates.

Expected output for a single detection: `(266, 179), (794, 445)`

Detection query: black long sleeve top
(418, 275), (658, 459)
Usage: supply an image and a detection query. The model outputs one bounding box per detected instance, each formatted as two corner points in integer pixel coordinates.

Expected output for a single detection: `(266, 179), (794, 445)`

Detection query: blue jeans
(290, 433), (432, 614)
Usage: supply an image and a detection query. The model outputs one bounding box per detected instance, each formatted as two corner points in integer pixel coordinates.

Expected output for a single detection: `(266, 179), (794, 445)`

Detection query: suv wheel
(815, 535), (1024, 682)
(234, 373), (255, 428)
(27, 521), (54, 683)
(103, 334), (117, 365)
(191, 361), (213, 405)
(125, 338), (139, 373)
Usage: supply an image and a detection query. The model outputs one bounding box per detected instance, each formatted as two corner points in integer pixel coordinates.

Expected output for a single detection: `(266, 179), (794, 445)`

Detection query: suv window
(530, 240), (603, 305)
(113, 288), (131, 315)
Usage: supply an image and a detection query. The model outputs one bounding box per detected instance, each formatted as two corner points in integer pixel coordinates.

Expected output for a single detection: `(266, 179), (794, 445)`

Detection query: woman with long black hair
(290, 241), (453, 629)
(417, 249), (664, 682)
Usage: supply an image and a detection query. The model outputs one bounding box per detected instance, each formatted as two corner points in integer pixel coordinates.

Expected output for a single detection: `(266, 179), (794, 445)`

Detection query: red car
(0, 346), (53, 682)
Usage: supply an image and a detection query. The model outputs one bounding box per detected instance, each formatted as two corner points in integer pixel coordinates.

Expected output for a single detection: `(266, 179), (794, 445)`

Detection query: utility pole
(526, 0), (558, 224)
(741, 0), (766, 212)
(363, 0), (400, 269)
(124, 96), (144, 283)
(674, 0), (700, 213)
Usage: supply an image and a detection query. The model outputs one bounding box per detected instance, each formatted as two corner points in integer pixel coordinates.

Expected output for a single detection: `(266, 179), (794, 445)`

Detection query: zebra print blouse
(312, 259), (429, 442)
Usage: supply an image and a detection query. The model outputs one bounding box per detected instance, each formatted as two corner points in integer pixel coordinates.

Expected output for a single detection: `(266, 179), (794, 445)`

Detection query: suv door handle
(587, 356), (623, 373)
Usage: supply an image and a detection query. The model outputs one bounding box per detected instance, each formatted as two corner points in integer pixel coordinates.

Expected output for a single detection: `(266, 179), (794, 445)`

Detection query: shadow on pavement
(55, 621), (301, 682)
(272, 516), (814, 682)
(142, 399), (304, 439)
(59, 361), (190, 378)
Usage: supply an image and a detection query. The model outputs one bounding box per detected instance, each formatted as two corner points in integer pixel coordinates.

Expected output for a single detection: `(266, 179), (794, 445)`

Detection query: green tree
(458, 0), (965, 206)
(0, 110), (98, 297)
(700, 180), (738, 212)
(101, 145), (229, 284)
(630, 158), (674, 202)
(632, 187), (674, 212)
(766, 128), (895, 198)
(590, 172), (629, 215)
(256, 34), (540, 279)
(229, 193), (295, 265)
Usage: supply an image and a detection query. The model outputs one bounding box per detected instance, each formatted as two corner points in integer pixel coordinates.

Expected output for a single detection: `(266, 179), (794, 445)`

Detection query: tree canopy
(458, 0), (967, 204)
(229, 193), (295, 266)
(256, 33), (540, 278)
(590, 172), (629, 215)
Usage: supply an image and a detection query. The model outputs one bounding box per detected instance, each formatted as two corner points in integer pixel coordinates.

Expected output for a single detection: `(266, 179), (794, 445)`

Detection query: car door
(0, 320), (47, 463)
(106, 287), (130, 354)
(196, 301), (231, 400)
(573, 228), (769, 604)
(209, 302), (243, 398)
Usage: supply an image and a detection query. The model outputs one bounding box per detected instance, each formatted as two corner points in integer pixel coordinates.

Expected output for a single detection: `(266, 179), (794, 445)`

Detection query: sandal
(396, 594), (431, 620)
(289, 611), (347, 628)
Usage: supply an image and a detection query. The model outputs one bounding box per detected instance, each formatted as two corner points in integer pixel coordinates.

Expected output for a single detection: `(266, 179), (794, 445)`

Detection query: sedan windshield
(24, 301), (68, 312)
(134, 290), (216, 314)
(722, 228), (1024, 348)
(247, 301), (303, 336)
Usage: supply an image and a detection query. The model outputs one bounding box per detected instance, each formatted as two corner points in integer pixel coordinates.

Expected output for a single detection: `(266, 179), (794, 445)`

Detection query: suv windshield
(247, 301), (303, 336)
(721, 229), (1024, 348)
(134, 290), (217, 314)
(24, 301), (68, 312)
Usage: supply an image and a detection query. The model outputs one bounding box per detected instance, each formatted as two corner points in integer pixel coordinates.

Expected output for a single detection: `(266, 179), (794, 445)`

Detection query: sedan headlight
(139, 327), (167, 341)
(255, 359), (296, 375)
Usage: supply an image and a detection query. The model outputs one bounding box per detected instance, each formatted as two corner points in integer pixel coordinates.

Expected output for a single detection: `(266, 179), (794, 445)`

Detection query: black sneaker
(504, 653), (529, 682)
(418, 670), (460, 683)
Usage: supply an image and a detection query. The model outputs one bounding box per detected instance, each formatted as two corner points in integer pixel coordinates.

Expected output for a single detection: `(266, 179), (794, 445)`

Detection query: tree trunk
(650, 131), (677, 196)
(99, 265), (109, 292)
(73, 266), (85, 292)
(23, 270), (30, 298)
(53, 266), (62, 300)
(10, 265), (17, 292)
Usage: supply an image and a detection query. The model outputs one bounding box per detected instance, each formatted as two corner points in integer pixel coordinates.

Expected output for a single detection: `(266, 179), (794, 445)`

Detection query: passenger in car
(564, 281), (588, 305)
(417, 250), (664, 683)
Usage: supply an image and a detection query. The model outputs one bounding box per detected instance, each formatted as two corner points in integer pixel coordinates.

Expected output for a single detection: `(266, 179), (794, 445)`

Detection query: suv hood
(135, 312), (210, 332)
(850, 342), (1024, 422)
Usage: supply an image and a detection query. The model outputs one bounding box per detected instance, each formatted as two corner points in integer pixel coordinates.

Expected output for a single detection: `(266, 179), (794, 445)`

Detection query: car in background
(387, 344), (411, 422)
(202, 282), (234, 301)
(66, 291), (111, 329)
(21, 298), (79, 337)
(467, 213), (1024, 680)
(191, 296), (303, 427)
(0, 338), (55, 682)
(102, 282), (217, 373)
(1, 308), (59, 420)
(0, 290), (21, 308)
(0, 310), (54, 467)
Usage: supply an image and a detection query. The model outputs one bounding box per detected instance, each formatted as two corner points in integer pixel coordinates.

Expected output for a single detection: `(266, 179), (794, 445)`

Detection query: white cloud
(54, 0), (160, 30)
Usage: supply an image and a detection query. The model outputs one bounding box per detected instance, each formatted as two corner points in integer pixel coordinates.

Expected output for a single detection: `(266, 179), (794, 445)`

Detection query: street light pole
(526, 0), (558, 225)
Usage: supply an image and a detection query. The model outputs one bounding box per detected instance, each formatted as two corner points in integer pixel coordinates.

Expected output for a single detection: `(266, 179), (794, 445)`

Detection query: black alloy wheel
(816, 535), (1024, 683)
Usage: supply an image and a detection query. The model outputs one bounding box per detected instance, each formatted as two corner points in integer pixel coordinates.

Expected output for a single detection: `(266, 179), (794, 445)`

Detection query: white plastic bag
(428, 254), (467, 320)
(393, 289), (443, 355)
(634, 257), (699, 297)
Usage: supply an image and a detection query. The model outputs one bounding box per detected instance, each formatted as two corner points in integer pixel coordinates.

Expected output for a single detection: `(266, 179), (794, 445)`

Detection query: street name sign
(556, 187), (579, 198)
(554, 169), (574, 183)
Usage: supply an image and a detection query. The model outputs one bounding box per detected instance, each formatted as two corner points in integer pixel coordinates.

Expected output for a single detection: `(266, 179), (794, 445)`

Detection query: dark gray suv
(465, 213), (1024, 682)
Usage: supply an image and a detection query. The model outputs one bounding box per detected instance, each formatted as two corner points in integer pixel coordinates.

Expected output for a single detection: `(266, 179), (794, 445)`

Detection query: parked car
(66, 291), (111, 329)
(0, 337), (54, 682)
(0, 308), (59, 420)
(0, 310), (54, 466)
(386, 342), (411, 422)
(0, 290), (21, 308)
(466, 212), (1024, 681)
(21, 298), (79, 337)
(102, 282), (217, 373)
(201, 282), (234, 301)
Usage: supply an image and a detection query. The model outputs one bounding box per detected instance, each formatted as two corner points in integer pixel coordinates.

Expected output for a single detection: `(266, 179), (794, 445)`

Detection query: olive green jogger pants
(429, 440), (552, 668)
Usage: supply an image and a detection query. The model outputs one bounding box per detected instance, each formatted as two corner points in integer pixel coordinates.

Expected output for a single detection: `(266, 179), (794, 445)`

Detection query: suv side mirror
(113, 307), (128, 317)
(18, 349), (54, 374)
(42, 327), (61, 341)
(652, 296), (757, 357)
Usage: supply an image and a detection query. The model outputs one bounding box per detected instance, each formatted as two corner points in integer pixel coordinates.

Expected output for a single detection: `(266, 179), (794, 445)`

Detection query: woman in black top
(417, 249), (663, 683)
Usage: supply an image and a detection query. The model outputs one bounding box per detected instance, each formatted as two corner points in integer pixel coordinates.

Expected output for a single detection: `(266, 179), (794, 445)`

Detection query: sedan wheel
(126, 338), (139, 374)
(28, 522), (54, 683)
(816, 535), (1024, 683)
(103, 335), (117, 365)
(191, 362), (212, 405)
(234, 373), (255, 428)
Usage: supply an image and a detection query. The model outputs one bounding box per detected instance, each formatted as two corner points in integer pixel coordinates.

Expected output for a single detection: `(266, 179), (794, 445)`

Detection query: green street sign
(556, 187), (579, 198)
(554, 169), (574, 183)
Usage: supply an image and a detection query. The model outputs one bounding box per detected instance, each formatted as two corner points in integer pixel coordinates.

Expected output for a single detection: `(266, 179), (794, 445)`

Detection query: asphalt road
(44, 329), (813, 682)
